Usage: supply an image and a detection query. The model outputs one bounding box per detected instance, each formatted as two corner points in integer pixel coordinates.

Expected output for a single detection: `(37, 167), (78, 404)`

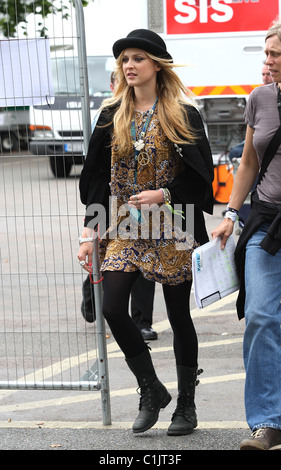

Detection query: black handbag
(81, 275), (96, 323)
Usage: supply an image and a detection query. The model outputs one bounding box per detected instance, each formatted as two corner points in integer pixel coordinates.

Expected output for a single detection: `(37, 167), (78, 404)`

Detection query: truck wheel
(1, 132), (19, 152)
(49, 155), (73, 177)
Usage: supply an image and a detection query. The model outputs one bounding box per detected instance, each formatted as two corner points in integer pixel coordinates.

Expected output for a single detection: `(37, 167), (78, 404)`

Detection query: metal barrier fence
(0, 0), (111, 425)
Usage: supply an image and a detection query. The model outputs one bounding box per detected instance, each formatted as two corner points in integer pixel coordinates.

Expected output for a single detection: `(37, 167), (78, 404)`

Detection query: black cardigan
(79, 103), (214, 245)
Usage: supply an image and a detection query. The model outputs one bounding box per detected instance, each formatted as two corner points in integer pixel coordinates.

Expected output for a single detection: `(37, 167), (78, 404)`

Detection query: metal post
(74, 0), (111, 425)
(92, 236), (111, 425)
(74, 0), (92, 153)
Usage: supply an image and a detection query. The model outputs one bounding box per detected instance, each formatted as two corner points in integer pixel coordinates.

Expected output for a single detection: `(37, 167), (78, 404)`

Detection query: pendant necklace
(129, 97), (157, 224)
(131, 97), (158, 167)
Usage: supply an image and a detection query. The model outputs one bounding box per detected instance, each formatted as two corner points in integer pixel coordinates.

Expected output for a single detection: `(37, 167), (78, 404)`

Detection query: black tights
(102, 271), (198, 367)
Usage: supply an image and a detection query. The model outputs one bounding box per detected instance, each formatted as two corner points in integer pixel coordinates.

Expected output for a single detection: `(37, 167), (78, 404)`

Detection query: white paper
(192, 235), (239, 309)
(0, 38), (54, 107)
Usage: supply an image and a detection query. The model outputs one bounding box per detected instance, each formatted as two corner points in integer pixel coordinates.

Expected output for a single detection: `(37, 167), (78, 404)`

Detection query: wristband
(224, 211), (238, 222)
(160, 187), (171, 205)
(79, 237), (94, 245)
(226, 204), (239, 215)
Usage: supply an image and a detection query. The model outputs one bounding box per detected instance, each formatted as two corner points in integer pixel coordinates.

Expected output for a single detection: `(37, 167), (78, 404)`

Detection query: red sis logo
(165, 0), (279, 34)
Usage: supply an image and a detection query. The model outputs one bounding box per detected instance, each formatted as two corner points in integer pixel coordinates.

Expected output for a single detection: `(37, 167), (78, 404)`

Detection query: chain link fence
(0, 0), (111, 424)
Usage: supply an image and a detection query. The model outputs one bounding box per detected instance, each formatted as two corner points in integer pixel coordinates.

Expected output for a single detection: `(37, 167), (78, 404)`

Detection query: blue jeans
(244, 224), (281, 431)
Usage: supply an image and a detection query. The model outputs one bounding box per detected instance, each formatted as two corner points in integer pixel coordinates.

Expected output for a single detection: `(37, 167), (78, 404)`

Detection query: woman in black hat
(78, 29), (213, 435)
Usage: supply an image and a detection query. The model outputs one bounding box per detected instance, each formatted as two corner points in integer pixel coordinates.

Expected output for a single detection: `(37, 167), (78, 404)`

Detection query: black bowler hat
(113, 29), (172, 61)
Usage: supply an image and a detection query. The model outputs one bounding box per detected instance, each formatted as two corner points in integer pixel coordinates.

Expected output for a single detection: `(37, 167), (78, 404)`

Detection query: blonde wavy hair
(100, 51), (198, 157)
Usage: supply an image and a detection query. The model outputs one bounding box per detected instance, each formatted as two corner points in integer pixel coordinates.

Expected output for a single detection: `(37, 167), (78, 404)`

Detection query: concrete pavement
(0, 200), (251, 451)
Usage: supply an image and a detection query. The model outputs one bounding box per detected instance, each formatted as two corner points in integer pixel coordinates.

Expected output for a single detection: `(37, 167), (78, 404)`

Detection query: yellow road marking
(0, 297), (239, 387)
(0, 292), (245, 430)
(0, 373), (245, 413)
(108, 337), (243, 358)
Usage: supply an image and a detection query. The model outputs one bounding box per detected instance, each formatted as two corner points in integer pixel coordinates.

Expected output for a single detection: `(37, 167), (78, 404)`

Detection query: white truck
(29, 54), (115, 176)
(28, 0), (280, 177)
(0, 106), (31, 152)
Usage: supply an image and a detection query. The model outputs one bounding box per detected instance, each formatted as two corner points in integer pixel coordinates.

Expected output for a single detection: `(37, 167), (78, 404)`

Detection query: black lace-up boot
(167, 365), (202, 436)
(126, 348), (171, 433)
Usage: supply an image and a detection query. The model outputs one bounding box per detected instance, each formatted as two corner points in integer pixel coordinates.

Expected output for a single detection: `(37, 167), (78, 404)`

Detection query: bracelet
(79, 237), (94, 245)
(226, 204), (239, 215)
(160, 187), (171, 205)
(224, 211), (238, 222)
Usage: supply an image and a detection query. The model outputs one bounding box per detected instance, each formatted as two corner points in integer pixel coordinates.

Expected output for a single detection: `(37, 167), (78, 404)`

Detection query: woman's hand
(128, 189), (163, 208)
(211, 218), (235, 250)
(77, 240), (94, 273)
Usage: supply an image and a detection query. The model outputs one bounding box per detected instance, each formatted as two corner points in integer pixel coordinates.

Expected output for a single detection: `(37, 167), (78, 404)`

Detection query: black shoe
(167, 366), (202, 436)
(133, 378), (171, 433)
(141, 327), (158, 340)
(125, 347), (171, 433)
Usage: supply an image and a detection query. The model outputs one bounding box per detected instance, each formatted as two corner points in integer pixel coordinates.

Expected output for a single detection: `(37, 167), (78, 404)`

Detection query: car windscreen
(51, 55), (115, 96)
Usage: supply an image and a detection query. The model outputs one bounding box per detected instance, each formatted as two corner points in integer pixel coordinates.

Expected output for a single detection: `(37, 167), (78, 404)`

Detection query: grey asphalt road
(0, 156), (250, 453)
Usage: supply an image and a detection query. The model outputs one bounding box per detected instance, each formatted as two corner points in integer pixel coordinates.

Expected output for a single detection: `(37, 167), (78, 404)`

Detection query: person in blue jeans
(212, 18), (281, 451)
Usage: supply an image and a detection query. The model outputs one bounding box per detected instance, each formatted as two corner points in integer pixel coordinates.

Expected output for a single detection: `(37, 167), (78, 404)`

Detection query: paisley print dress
(99, 106), (198, 285)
